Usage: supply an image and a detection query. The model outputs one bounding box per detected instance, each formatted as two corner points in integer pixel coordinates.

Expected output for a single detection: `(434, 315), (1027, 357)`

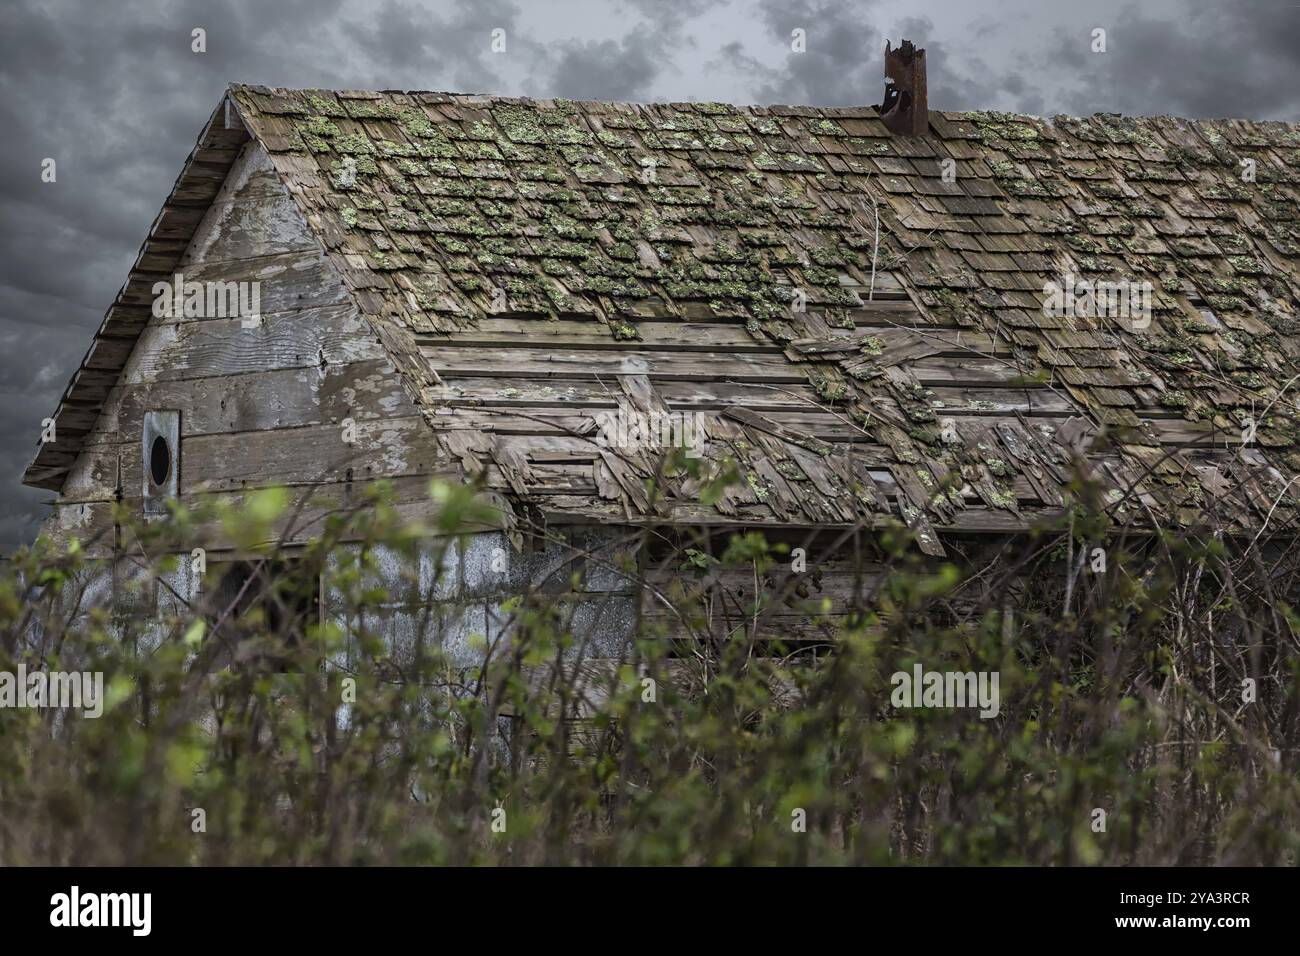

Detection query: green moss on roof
(217, 85), (1300, 534)
(306, 93), (347, 117)
(344, 99), (400, 120)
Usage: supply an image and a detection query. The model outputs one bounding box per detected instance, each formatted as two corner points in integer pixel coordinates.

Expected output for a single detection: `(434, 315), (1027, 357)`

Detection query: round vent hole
(149, 435), (171, 487)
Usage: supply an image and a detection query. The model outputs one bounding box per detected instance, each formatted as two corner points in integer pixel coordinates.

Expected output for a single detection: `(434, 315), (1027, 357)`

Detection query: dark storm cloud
(889, 15), (1045, 116)
(1046, 0), (1300, 120)
(347, 0), (537, 94)
(745, 0), (887, 106)
(548, 0), (739, 102)
(0, 0), (519, 550)
(550, 25), (675, 101)
(619, 0), (723, 18)
(730, 1), (1037, 112)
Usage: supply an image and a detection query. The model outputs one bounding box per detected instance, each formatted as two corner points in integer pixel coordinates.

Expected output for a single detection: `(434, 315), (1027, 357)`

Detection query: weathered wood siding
(32, 143), (637, 667)
(40, 142), (449, 553)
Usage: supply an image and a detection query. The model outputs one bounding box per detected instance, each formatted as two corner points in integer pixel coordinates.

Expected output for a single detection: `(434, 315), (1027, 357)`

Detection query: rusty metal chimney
(879, 39), (928, 136)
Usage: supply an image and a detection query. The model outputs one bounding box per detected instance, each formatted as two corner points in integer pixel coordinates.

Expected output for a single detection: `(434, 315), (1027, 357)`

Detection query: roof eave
(22, 91), (252, 493)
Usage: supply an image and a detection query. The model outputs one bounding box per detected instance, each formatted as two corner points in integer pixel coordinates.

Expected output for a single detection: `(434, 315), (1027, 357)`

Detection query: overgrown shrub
(2, 472), (1298, 865)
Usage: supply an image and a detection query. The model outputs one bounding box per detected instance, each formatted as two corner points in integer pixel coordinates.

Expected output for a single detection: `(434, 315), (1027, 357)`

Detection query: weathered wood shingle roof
(28, 85), (1300, 547)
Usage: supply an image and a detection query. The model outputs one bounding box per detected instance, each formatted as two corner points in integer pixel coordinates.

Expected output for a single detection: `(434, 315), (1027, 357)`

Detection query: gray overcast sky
(2, 0), (1297, 549)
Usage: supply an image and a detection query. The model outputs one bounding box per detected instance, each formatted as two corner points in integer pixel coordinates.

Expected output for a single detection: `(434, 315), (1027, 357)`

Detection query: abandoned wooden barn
(24, 47), (1300, 653)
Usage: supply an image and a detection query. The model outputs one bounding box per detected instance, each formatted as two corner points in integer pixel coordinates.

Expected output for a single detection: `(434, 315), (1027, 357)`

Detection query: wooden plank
(100, 305), (155, 338)
(419, 346), (807, 382)
(657, 379), (826, 410)
(842, 299), (931, 318)
(67, 415), (445, 498)
(494, 434), (605, 462)
(123, 304), (383, 383)
(483, 461), (594, 494)
(42, 474), (494, 555)
(89, 358), (411, 445)
(440, 405), (875, 443)
(186, 475), (491, 547)
(432, 376), (828, 412)
(909, 355), (1044, 386)
(184, 415), (445, 491)
(184, 201), (320, 264)
(538, 494), (1060, 531)
(152, 248), (348, 316)
(927, 385), (1075, 416)
(419, 319), (781, 352)
(1146, 418), (1237, 447)
(170, 171), (225, 206)
(790, 326), (1015, 357)
(150, 205), (207, 242)
(183, 159), (321, 263)
(83, 337), (137, 371)
(870, 467), (1042, 504)
(52, 403), (100, 433)
(430, 407), (597, 437)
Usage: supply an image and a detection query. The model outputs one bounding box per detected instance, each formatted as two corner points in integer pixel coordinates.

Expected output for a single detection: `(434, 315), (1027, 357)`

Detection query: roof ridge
(228, 83), (1300, 128)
